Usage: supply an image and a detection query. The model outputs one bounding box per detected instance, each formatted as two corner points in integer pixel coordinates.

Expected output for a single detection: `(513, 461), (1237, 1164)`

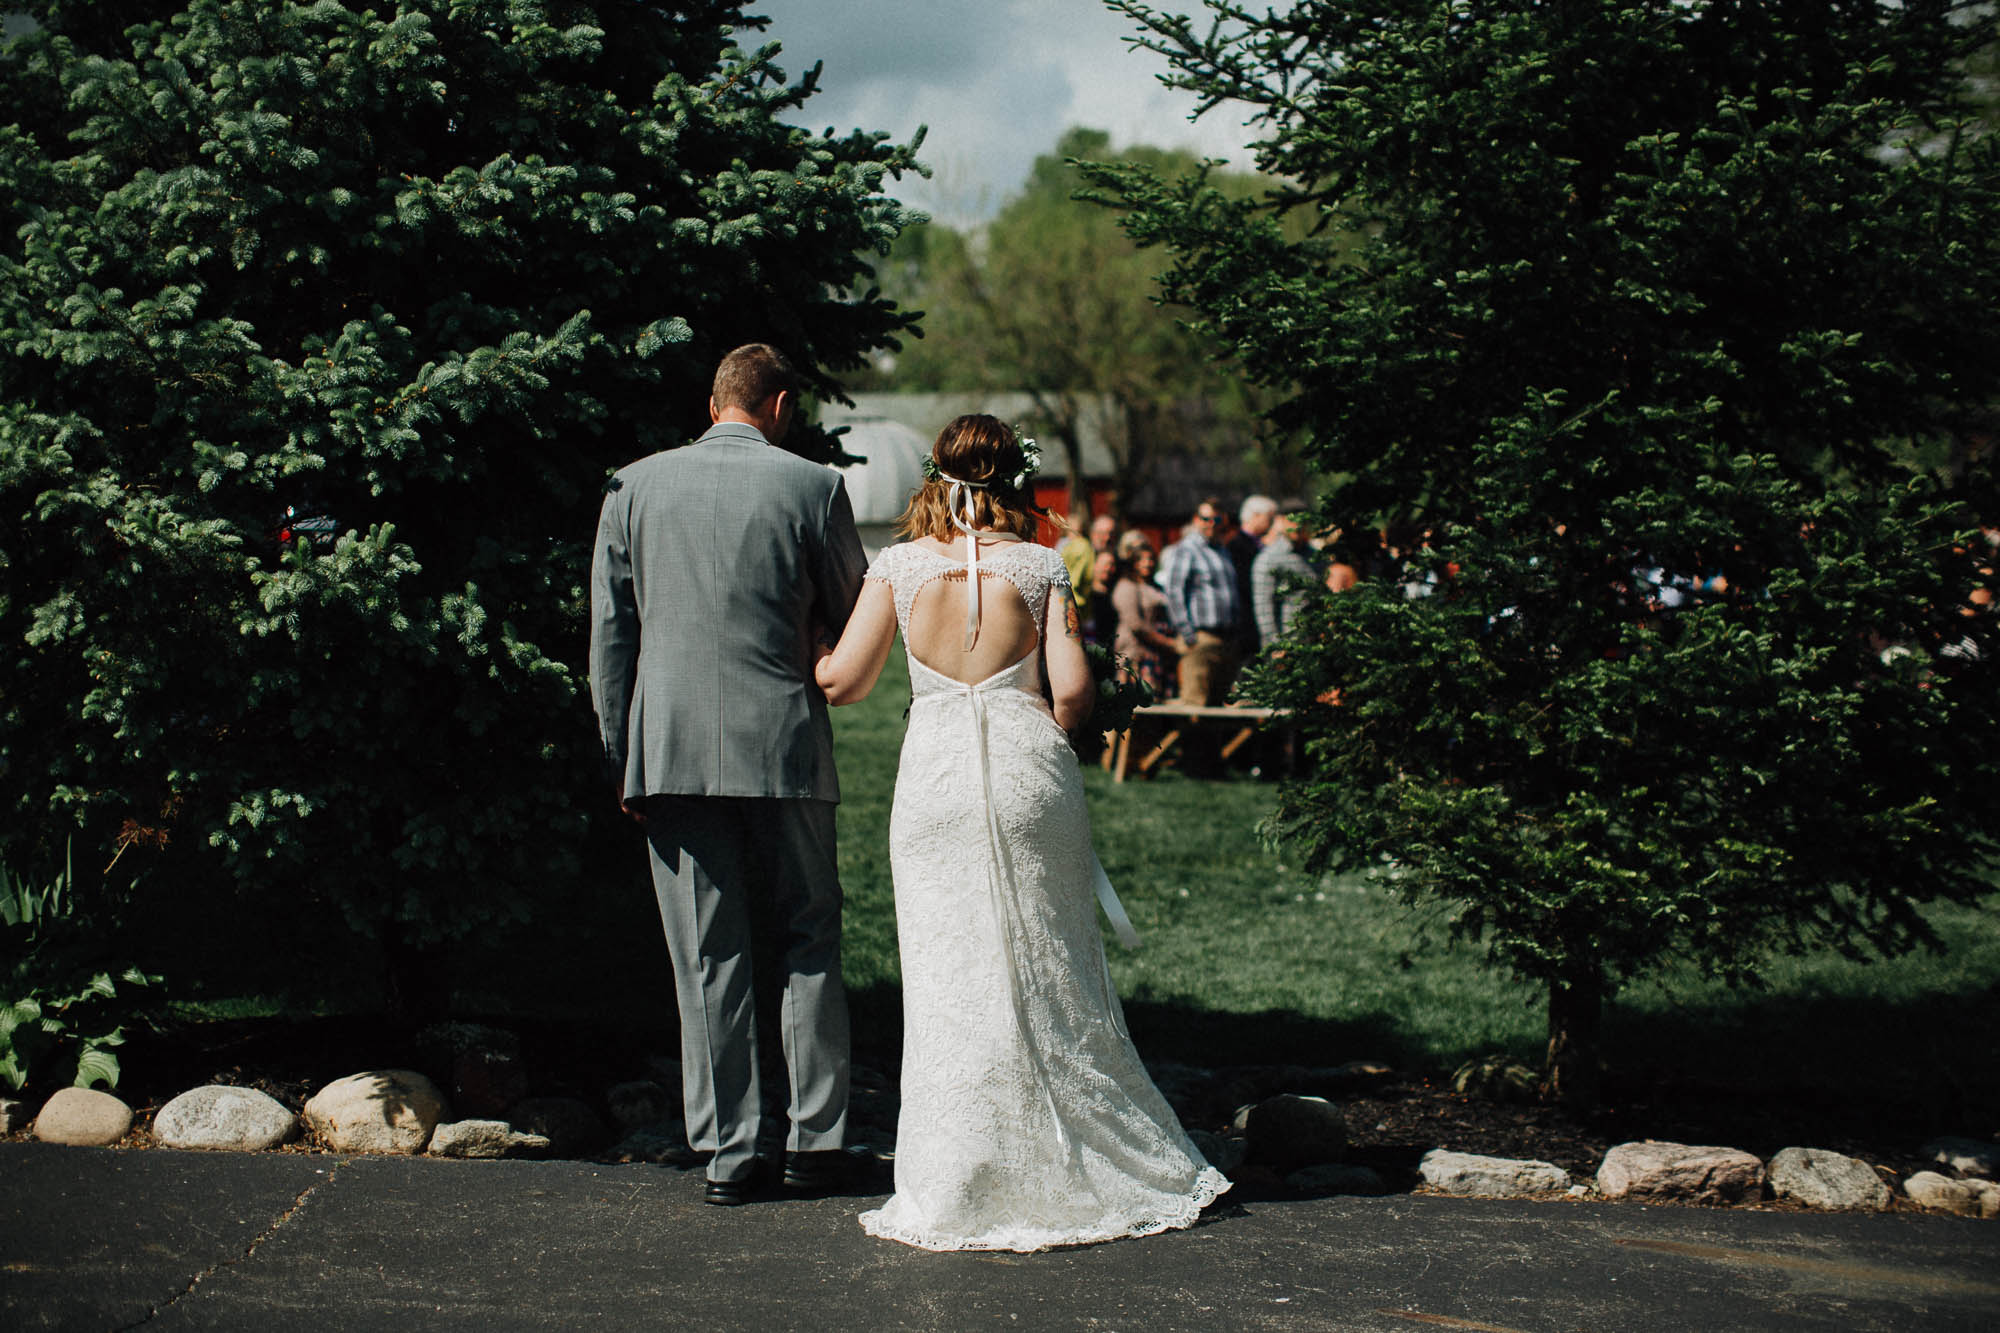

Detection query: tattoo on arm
(1061, 581), (1082, 640)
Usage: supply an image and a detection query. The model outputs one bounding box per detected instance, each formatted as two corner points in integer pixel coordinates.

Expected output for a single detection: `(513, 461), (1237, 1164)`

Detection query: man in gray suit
(589, 344), (867, 1205)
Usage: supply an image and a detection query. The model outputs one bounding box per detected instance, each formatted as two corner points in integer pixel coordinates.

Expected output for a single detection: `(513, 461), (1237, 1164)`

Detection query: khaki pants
(1176, 630), (1239, 706)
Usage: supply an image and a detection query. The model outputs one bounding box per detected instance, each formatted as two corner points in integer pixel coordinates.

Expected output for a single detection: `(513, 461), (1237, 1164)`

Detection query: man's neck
(712, 409), (769, 439)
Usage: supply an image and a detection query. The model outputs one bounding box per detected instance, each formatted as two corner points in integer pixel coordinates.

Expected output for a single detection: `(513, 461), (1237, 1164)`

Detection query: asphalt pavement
(4, 1141), (1997, 1331)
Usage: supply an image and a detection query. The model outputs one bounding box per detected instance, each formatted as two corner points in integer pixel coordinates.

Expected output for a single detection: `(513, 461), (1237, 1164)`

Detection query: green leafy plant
(1085, 641), (1156, 736)
(1450, 1054), (1541, 1105)
(1, 843), (160, 1091)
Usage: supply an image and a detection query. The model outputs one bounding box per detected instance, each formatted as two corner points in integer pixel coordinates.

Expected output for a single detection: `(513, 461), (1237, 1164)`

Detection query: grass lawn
(831, 651), (2000, 1115)
(155, 642), (1997, 1137)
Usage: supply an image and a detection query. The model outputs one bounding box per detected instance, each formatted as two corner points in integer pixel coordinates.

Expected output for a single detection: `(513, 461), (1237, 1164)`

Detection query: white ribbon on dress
(1091, 852), (1141, 951)
(928, 496), (1147, 956)
(943, 477), (986, 650)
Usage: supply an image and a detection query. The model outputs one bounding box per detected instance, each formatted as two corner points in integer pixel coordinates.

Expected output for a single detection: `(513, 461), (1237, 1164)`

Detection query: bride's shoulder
(866, 538), (949, 581)
(864, 542), (910, 580)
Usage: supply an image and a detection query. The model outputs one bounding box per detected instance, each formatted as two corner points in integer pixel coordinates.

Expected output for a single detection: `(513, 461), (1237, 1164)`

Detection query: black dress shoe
(704, 1176), (751, 1206)
(781, 1151), (846, 1194)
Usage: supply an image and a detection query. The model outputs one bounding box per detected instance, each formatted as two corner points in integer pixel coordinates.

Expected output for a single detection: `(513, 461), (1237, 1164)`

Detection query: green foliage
(1094, 0), (2000, 1101)
(1450, 1054), (1541, 1104)
(1084, 640), (1155, 736)
(0, 2), (920, 985)
(875, 127), (1282, 508)
(1, 843), (160, 1090)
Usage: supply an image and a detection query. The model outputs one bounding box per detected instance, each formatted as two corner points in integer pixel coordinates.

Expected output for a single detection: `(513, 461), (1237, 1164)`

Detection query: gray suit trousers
(643, 796), (849, 1182)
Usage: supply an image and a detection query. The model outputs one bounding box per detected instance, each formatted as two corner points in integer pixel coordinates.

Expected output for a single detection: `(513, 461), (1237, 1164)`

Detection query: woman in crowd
(1111, 529), (1178, 695)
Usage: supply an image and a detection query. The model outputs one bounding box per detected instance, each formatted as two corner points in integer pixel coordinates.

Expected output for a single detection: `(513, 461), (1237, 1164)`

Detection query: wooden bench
(1102, 702), (1286, 782)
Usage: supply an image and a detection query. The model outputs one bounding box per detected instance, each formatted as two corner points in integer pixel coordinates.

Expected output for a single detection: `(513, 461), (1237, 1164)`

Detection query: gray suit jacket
(589, 422), (867, 802)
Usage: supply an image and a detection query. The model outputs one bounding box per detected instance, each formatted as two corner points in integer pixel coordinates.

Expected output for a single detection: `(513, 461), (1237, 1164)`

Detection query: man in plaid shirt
(1157, 497), (1243, 705)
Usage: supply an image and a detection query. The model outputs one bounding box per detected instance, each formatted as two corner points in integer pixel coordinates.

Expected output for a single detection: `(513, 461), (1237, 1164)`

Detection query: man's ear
(708, 396), (722, 424)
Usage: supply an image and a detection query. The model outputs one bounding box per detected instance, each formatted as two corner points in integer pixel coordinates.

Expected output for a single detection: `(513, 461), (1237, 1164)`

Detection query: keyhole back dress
(857, 537), (1229, 1252)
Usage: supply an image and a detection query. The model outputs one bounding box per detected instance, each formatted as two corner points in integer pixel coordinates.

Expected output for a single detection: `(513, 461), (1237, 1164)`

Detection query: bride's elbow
(1053, 685), (1094, 732)
(817, 650), (883, 706)
(815, 659), (851, 704)
(827, 682), (872, 707)
(820, 671), (867, 706)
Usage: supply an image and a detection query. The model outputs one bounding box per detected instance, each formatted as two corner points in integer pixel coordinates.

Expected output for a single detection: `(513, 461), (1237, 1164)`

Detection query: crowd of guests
(1061, 501), (1996, 720)
(1063, 494), (1346, 708)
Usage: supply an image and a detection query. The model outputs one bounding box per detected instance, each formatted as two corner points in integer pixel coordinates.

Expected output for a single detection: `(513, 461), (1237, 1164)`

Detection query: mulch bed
(3, 1014), (1958, 1214)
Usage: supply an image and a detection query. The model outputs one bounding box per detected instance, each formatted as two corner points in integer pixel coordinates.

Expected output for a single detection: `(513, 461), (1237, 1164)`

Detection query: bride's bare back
(816, 533), (1095, 732)
(905, 556), (1042, 684)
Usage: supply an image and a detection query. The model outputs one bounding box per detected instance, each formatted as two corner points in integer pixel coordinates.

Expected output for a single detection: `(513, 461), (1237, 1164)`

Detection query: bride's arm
(815, 579), (897, 705)
(1045, 579), (1094, 731)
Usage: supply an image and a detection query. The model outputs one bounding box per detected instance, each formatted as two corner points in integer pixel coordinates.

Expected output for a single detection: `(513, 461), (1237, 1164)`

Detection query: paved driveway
(4, 1143), (1996, 1331)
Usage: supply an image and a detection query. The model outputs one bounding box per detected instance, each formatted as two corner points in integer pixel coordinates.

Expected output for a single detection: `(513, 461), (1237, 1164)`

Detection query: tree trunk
(1542, 957), (1604, 1112)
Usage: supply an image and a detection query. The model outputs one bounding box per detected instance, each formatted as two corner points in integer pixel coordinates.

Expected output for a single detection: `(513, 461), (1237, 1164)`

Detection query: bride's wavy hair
(896, 414), (1042, 542)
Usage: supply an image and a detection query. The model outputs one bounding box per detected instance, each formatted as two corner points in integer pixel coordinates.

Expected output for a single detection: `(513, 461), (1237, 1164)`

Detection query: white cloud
(747, 0), (1263, 224)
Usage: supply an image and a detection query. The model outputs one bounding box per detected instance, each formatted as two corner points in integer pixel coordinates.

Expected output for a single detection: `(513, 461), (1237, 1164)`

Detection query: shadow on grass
(136, 990), (1982, 1170)
(1591, 979), (2000, 1156)
(120, 877), (1996, 1168)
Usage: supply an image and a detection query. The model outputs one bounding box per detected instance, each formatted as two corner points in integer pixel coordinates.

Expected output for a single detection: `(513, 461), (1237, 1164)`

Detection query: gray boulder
(33, 1087), (133, 1146)
(1767, 1147), (1890, 1211)
(1420, 1149), (1568, 1197)
(428, 1119), (551, 1159)
(154, 1086), (297, 1152)
(506, 1097), (607, 1157)
(303, 1070), (446, 1155)
(1923, 1137), (2000, 1180)
(1287, 1162), (1390, 1196)
(1902, 1171), (1999, 1217)
(1596, 1141), (1764, 1204)
(1234, 1093), (1347, 1171)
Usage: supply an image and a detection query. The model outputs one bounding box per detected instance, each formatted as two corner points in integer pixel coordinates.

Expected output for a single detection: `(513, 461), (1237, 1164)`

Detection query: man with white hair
(1226, 495), (1277, 655)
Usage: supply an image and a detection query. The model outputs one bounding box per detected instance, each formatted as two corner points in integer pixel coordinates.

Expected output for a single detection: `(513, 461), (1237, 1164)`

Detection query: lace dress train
(857, 541), (1230, 1252)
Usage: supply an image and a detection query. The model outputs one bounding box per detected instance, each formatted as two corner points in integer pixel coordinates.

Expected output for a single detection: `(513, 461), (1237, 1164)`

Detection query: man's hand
(619, 790), (647, 825)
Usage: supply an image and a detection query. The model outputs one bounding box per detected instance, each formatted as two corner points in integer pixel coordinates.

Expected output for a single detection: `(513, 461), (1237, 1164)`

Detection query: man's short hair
(1239, 494), (1278, 525)
(712, 343), (799, 413)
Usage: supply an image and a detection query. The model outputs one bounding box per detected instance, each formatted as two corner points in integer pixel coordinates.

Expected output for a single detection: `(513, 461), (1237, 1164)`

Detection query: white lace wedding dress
(857, 539), (1230, 1252)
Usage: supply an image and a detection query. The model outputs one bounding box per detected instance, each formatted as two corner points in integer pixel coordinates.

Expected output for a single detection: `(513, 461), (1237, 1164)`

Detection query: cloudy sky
(742, 1), (1263, 225)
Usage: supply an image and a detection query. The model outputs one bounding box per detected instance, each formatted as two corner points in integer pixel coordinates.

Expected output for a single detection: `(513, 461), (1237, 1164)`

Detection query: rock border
(6, 1049), (1992, 1221)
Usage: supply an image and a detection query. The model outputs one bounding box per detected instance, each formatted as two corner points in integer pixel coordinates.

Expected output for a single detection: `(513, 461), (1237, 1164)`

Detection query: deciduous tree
(885, 128), (1274, 514)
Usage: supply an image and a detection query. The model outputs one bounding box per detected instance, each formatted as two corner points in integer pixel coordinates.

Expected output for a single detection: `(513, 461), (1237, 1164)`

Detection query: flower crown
(922, 425), (1041, 493)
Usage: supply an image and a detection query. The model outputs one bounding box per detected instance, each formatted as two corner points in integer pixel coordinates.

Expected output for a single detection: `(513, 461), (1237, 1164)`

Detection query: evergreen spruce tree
(1093, 0), (2000, 1106)
(0, 1), (919, 1013)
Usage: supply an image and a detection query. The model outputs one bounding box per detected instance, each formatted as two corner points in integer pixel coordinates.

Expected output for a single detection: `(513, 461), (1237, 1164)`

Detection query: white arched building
(824, 416), (930, 556)
(821, 391), (1124, 553)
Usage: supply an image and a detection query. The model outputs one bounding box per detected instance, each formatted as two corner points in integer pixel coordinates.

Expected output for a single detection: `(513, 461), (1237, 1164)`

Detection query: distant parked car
(275, 504), (340, 552)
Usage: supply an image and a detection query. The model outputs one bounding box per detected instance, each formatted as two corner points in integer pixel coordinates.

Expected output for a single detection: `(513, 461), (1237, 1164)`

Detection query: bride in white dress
(815, 414), (1229, 1252)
